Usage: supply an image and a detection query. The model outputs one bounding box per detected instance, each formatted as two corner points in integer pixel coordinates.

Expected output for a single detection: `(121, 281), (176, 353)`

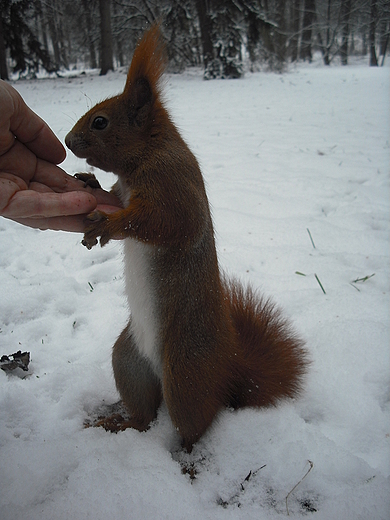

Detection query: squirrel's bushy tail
(224, 278), (309, 409)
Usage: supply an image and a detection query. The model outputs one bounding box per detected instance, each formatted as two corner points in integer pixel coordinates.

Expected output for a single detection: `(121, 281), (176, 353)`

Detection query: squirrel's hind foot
(84, 401), (151, 433)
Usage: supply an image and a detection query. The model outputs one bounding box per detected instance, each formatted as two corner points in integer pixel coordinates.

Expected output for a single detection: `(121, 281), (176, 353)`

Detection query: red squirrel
(65, 24), (308, 451)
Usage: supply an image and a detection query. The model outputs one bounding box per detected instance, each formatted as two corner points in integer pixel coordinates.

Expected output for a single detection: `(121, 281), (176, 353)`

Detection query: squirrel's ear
(135, 77), (152, 106)
(125, 77), (152, 127)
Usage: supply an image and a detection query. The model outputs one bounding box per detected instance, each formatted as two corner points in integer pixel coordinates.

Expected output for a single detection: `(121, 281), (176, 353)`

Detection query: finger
(31, 160), (89, 191)
(9, 215), (87, 233)
(0, 141), (71, 187)
(93, 190), (122, 207)
(29, 181), (55, 193)
(0, 80), (66, 164)
(0, 172), (27, 190)
(95, 204), (122, 214)
(1, 190), (97, 219)
(31, 162), (123, 208)
(0, 139), (39, 182)
(27, 179), (121, 207)
(0, 175), (27, 212)
(10, 207), (124, 235)
(20, 118), (66, 164)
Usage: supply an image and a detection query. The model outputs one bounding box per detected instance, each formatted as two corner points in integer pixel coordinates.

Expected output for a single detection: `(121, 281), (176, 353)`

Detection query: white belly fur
(116, 177), (161, 378)
(123, 237), (161, 378)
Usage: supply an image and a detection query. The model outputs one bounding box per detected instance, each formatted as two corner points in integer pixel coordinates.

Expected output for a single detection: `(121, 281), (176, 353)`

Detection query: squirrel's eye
(92, 116), (108, 130)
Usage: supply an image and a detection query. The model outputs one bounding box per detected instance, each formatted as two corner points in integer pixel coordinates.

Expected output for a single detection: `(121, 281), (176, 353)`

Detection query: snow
(0, 60), (389, 519)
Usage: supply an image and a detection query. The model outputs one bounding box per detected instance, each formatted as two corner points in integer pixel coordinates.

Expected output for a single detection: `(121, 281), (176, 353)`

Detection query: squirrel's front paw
(82, 211), (110, 249)
(74, 172), (102, 189)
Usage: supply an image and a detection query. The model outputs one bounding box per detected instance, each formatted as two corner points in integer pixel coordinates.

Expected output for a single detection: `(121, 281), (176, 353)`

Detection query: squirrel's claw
(82, 211), (109, 248)
(81, 236), (98, 249)
(74, 172), (102, 189)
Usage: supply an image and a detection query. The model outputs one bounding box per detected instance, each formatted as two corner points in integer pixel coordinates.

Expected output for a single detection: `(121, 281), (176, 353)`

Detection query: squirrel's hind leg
(112, 322), (163, 431)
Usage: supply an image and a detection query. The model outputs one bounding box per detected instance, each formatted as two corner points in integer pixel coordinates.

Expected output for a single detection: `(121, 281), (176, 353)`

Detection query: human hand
(0, 80), (122, 233)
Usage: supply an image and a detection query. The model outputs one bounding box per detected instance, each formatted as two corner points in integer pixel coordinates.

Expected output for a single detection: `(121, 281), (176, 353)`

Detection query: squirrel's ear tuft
(123, 23), (167, 104)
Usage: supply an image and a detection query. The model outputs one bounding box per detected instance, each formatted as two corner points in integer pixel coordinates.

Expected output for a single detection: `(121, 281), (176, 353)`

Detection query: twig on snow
(314, 274), (326, 294)
(307, 228), (316, 249)
(286, 460), (314, 516)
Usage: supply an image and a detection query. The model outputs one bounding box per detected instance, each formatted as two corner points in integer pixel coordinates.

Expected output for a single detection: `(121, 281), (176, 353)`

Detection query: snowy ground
(0, 59), (389, 519)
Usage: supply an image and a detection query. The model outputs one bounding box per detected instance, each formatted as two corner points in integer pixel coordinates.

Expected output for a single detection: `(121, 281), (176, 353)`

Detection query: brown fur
(65, 24), (309, 451)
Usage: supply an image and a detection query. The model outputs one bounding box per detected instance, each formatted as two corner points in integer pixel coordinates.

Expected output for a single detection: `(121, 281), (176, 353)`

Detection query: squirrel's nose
(64, 131), (74, 150)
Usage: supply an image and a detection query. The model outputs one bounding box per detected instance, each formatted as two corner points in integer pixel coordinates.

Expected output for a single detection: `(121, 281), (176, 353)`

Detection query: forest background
(0, 0), (389, 81)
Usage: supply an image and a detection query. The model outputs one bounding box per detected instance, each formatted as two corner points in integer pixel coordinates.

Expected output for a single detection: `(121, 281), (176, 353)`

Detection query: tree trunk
(361, 27), (366, 55)
(10, 3), (26, 73)
(194, 0), (214, 70)
(324, 0), (332, 65)
(112, 0), (124, 67)
(301, 0), (316, 62)
(37, 0), (49, 55)
(0, 13), (8, 80)
(340, 0), (352, 65)
(274, 0), (287, 66)
(47, 2), (61, 68)
(350, 30), (355, 55)
(380, 34), (388, 65)
(379, 20), (389, 56)
(56, 9), (68, 69)
(317, 28), (328, 65)
(82, 0), (97, 68)
(99, 0), (113, 75)
(291, 0), (301, 62)
(369, 0), (378, 66)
